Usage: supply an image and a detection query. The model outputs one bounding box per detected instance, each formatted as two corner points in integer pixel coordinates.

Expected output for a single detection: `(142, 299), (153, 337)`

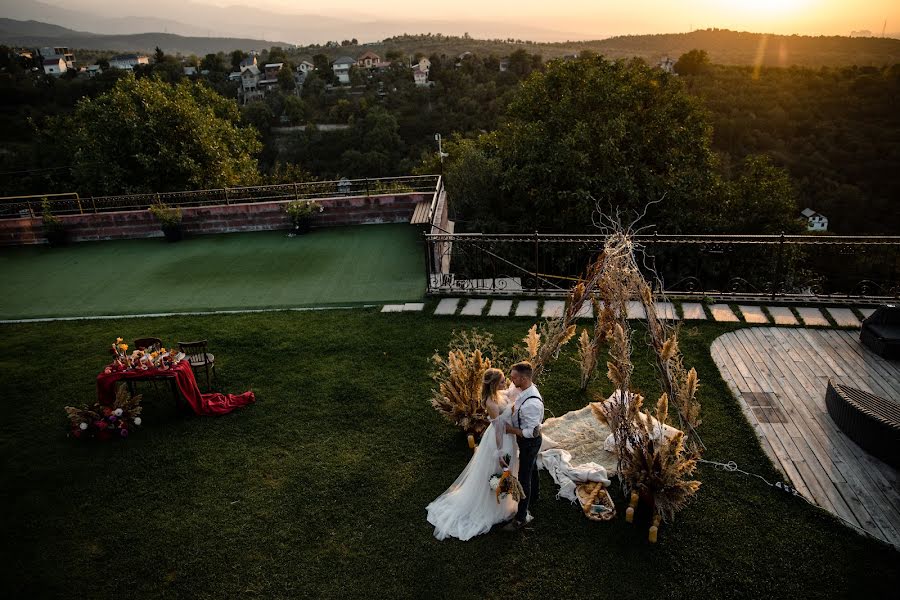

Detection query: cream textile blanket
(537, 405), (616, 503)
(536, 395), (683, 504)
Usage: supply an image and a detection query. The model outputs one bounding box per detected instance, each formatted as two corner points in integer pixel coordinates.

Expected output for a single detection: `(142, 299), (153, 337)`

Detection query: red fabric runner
(96, 360), (255, 416)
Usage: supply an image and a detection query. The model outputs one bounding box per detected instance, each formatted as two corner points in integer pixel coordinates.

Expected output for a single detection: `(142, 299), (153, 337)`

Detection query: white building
(413, 67), (430, 87)
(411, 57), (431, 73)
(183, 66), (198, 76)
(332, 56), (355, 84)
(42, 57), (67, 76)
(41, 46), (74, 69)
(658, 56), (676, 74)
(801, 208), (828, 232)
(297, 60), (315, 74)
(108, 54), (150, 70)
(86, 64), (102, 77)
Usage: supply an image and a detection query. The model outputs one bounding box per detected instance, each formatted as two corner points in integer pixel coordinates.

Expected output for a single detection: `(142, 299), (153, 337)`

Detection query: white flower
(113, 408), (124, 417)
(79, 422), (88, 430)
(133, 417), (142, 426)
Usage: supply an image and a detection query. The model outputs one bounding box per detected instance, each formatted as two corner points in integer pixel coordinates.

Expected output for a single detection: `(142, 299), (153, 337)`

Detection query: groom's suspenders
(515, 395), (541, 430)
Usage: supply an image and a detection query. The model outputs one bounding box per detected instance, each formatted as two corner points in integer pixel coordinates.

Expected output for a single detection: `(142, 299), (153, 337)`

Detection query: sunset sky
(197, 0), (899, 37)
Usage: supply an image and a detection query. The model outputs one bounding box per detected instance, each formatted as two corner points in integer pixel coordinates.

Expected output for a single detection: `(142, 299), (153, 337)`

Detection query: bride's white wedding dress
(426, 392), (521, 541)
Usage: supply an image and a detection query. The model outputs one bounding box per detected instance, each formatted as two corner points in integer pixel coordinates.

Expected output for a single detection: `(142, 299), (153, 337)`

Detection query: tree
(231, 50), (247, 70)
(200, 53), (226, 73)
(674, 49), (711, 76)
(41, 74), (262, 195)
(282, 95), (307, 125)
(154, 46), (165, 63)
(241, 100), (275, 135)
(442, 56), (723, 234)
(723, 155), (803, 234)
(277, 65), (296, 92)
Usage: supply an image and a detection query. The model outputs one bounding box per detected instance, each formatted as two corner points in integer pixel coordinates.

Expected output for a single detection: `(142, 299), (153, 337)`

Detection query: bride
(426, 368), (521, 541)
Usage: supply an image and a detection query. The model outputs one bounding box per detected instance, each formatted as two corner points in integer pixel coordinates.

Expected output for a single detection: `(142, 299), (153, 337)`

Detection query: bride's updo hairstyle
(481, 367), (504, 406)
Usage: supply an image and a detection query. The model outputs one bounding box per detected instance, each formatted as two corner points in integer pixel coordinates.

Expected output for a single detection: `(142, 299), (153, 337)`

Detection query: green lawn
(0, 310), (896, 599)
(0, 225), (425, 319)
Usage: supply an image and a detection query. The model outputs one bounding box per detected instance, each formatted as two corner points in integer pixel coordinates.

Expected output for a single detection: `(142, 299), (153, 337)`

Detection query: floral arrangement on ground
(65, 386), (142, 440)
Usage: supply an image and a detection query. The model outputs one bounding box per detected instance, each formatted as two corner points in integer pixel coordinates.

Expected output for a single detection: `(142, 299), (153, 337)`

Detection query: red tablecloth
(96, 360), (255, 416)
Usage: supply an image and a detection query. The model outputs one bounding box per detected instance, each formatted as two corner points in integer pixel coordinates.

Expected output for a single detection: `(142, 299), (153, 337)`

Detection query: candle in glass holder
(649, 525), (658, 543)
(625, 506), (634, 523)
(629, 491), (639, 507)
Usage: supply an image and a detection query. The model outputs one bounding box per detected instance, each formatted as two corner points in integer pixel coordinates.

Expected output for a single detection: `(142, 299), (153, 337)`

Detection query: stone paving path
(383, 298), (877, 329)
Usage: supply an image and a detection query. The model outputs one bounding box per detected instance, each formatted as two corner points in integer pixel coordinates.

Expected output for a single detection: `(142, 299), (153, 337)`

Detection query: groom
(503, 361), (544, 531)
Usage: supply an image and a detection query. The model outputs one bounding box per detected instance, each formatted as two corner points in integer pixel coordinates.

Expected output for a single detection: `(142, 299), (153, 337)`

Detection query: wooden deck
(710, 327), (900, 548)
(410, 200), (431, 225)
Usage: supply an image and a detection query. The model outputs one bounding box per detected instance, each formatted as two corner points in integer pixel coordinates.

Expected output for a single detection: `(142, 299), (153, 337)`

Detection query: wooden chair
(178, 340), (216, 390)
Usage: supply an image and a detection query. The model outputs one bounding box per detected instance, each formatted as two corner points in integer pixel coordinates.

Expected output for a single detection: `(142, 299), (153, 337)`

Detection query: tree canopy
(41, 74), (262, 195)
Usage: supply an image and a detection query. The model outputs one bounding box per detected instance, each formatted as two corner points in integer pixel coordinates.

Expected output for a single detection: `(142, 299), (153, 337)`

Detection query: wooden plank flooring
(710, 327), (900, 548)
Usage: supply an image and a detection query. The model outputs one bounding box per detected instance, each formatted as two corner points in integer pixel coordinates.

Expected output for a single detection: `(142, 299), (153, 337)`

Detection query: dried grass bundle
(429, 329), (505, 435)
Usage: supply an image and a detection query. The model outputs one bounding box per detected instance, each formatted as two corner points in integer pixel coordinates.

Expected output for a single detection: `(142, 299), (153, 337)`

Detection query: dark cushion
(864, 323), (900, 342)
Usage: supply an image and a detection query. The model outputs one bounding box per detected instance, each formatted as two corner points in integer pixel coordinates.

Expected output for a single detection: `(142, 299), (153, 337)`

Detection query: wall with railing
(424, 232), (900, 304)
(0, 176), (440, 245)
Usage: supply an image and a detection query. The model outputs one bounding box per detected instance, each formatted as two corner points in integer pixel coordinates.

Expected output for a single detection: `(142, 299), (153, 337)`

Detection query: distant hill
(2, 20), (898, 67)
(0, 19), (289, 56)
(312, 30), (900, 68)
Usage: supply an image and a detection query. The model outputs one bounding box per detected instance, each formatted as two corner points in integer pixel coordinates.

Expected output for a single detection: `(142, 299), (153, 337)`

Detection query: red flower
(97, 420), (108, 430)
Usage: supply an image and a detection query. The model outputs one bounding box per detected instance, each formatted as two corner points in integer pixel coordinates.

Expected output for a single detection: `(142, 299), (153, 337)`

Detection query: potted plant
(149, 203), (183, 242)
(41, 198), (68, 246)
(284, 200), (323, 235)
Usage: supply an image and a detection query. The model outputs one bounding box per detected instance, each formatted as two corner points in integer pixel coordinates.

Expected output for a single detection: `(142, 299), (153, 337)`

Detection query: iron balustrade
(424, 232), (900, 303)
(0, 175), (441, 218)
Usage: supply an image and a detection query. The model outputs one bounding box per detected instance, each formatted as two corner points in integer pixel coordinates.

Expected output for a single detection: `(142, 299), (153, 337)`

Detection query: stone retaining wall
(0, 193), (427, 245)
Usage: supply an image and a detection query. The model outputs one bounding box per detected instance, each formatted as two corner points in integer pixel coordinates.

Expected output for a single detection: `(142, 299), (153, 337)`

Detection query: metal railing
(425, 232), (900, 303)
(0, 175), (441, 219)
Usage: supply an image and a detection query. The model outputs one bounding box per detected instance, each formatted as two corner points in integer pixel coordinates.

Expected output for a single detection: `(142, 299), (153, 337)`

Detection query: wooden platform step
(410, 200), (431, 224)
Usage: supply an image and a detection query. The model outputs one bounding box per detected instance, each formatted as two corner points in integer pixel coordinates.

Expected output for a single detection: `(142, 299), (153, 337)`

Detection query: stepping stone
(460, 299), (488, 316)
(381, 304), (405, 313)
(795, 307), (829, 327)
(738, 305), (769, 324)
(857, 307), (876, 319)
(626, 301), (647, 319)
(515, 300), (539, 317)
(767, 306), (798, 326)
(680, 302), (707, 320)
(487, 300), (513, 317)
(434, 298), (460, 315)
(827, 308), (860, 327)
(656, 302), (677, 320)
(542, 300), (565, 318)
(709, 304), (739, 322)
(575, 303), (594, 319)
(403, 303), (425, 311)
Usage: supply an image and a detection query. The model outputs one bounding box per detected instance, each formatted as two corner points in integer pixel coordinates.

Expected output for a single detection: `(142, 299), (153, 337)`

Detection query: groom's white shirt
(514, 384), (544, 438)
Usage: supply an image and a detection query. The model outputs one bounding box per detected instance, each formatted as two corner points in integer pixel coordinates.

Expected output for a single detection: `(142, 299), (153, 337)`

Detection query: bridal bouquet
(489, 460), (525, 504)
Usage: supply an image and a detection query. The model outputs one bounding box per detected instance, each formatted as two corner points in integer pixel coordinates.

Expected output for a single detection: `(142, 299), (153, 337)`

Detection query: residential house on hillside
(411, 57), (430, 73)
(263, 63), (283, 80)
(297, 60), (314, 74)
(357, 51), (380, 68)
(332, 56), (355, 84)
(240, 55), (258, 69)
(86, 64), (102, 77)
(357, 51), (391, 70)
(183, 66), (198, 76)
(413, 67), (431, 86)
(108, 54), (150, 70)
(658, 56), (676, 74)
(801, 208), (828, 232)
(499, 58), (510, 72)
(42, 57), (67, 76)
(240, 64), (262, 104)
(40, 46), (74, 69)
